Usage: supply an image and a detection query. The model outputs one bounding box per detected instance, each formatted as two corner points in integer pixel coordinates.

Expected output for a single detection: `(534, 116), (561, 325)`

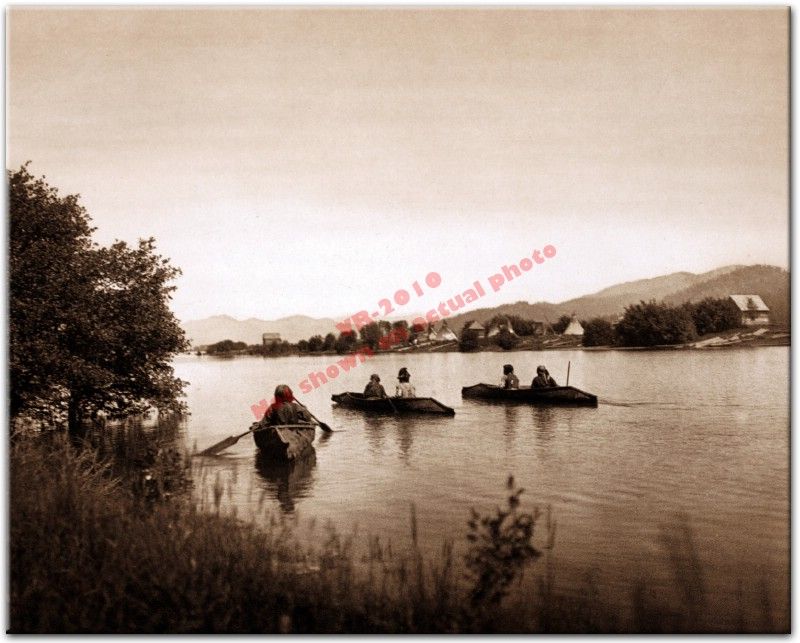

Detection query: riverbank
(197, 325), (789, 359)
(10, 427), (785, 633)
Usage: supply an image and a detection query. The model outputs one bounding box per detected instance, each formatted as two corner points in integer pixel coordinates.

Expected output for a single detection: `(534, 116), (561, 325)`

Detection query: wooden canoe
(253, 423), (316, 461)
(461, 383), (598, 407)
(331, 392), (455, 416)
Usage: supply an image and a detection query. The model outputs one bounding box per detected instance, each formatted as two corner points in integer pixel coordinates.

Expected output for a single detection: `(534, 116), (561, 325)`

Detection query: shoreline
(194, 326), (789, 358)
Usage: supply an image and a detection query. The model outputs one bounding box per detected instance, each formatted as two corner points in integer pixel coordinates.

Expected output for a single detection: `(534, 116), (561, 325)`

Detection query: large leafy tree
(9, 165), (188, 433)
(615, 300), (697, 347)
(684, 297), (742, 336)
(582, 318), (616, 347)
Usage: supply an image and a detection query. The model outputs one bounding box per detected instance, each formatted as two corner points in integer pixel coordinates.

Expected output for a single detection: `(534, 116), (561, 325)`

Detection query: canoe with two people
(499, 363), (556, 389)
(463, 364), (596, 406)
(333, 367), (454, 415)
(363, 368), (417, 399)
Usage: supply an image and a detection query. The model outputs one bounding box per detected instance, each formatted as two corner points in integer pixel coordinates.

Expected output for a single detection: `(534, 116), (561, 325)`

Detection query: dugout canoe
(461, 383), (598, 407)
(331, 392), (455, 416)
(253, 423), (316, 461)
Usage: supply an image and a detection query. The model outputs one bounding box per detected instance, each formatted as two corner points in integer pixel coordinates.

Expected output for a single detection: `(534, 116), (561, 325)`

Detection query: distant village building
(426, 324), (438, 342)
(729, 295), (770, 326)
(531, 320), (546, 336)
(563, 314), (584, 336)
(461, 320), (486, 339)
(487, 317), (516, 338)
(262, 332), (282, 347)
(435, 321), (458, 342)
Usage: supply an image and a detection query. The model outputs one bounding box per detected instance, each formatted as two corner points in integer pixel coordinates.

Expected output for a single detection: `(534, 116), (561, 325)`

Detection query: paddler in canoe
(363, 373), (388, 398)
(260, 384), (314, 426)
(254, 384), (316, 460)
(532, 365), (558, 388)
(500, 364), (520, 389)
(395, 367), (416, 398)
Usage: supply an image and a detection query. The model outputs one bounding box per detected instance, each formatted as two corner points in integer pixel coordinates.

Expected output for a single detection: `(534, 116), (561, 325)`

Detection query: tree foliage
(206, 340), (247, 354)
(248, 340), (293, 357)
(459, 336), (481, 352)
(359, 322), (383, 351)
(322, 333), (336, 351)
(9, 165), (188, 432)
(581, 318), (616, 347)
(493, 328), (520, 350)
(552, 315), (572, 335)
(615, 300), (697, 347)
(334, 331), (357, 355)
(684, 297), (742, 336)
(307, 335), (325, 352)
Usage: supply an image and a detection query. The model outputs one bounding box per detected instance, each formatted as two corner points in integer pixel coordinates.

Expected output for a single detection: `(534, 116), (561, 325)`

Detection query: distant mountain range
(446, 264), (789, 329)
(181, 264), (789, 346)
(182, 314), (340, 346)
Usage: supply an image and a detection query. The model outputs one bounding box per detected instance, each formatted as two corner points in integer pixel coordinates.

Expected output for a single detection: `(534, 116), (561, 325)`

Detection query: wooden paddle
(294, 399), (333, 433)
(198, 423), (313, 456)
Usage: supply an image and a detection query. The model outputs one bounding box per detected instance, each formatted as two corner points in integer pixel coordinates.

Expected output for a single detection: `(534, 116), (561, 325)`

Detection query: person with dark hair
(396, 367), (416, 398)
(500, 364), (520, 389)
(532, 365), (557, 388)
(364, 373), (387, 398)
(261, 384), (313, 425)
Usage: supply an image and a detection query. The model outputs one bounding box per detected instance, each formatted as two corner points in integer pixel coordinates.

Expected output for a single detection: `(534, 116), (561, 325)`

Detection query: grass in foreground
(9, 432), (786, 633)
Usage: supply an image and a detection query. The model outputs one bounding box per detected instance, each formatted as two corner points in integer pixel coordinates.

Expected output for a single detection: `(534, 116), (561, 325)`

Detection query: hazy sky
(7, 8), (788, 322)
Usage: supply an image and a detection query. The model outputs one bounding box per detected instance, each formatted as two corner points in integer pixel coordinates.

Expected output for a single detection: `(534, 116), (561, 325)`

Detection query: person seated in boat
(363, 373), (388, 398)
(500, 364), (520, 389)
(260, 384), (313, 426)
(532, 365), (558, 388)
(395, 367), (416, 398)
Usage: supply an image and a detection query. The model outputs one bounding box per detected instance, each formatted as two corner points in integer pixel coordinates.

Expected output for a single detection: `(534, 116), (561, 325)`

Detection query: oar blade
(198, 434), (240, 456)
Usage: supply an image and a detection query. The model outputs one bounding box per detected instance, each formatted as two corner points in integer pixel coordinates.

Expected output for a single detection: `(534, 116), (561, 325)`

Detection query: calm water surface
(175, 348), (788, 627)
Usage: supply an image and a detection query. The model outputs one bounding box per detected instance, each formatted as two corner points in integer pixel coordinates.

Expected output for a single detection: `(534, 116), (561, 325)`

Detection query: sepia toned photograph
(7, 6), (789, 633)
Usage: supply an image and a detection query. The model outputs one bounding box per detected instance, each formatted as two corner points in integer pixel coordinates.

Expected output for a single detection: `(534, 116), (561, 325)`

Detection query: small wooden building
(461, 320), (486, 339)
(729, 295), (770, 326)
(262, 332), (282, 347)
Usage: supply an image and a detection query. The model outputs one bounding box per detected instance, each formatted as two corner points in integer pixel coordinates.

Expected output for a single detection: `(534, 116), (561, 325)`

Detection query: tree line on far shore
(206, 296), (745, 357)
(582, 297), (743, 347)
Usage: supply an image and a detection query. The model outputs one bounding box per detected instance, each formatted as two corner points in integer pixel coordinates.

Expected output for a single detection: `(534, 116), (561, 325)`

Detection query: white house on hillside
(729, 295), (770, 326)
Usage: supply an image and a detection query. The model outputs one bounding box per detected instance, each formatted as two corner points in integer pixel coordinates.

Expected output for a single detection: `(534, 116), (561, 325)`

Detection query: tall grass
(9, 432), (786, 633)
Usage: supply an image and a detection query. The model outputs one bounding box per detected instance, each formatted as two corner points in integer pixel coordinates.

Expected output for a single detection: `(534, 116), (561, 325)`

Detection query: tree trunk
(67, 394), (84, 438)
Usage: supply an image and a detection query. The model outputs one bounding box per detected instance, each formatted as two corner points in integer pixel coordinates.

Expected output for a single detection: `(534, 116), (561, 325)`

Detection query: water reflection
(254, 450), (317, 514)
(393, 417), (417, 463)
(533, 406), (556, 448)
(362, 415), (387, 454)
(503, 406), (519, 447)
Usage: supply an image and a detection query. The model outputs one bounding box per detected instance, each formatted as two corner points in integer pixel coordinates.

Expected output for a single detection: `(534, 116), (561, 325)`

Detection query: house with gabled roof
(729, 295), (770, 326)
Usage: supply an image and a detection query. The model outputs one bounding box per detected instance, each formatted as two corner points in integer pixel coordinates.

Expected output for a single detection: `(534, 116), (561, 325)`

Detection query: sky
(7, 8), (789, 322)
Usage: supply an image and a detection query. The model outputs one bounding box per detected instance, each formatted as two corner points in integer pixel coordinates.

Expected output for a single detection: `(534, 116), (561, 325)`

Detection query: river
(174, 347), (789, 629)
